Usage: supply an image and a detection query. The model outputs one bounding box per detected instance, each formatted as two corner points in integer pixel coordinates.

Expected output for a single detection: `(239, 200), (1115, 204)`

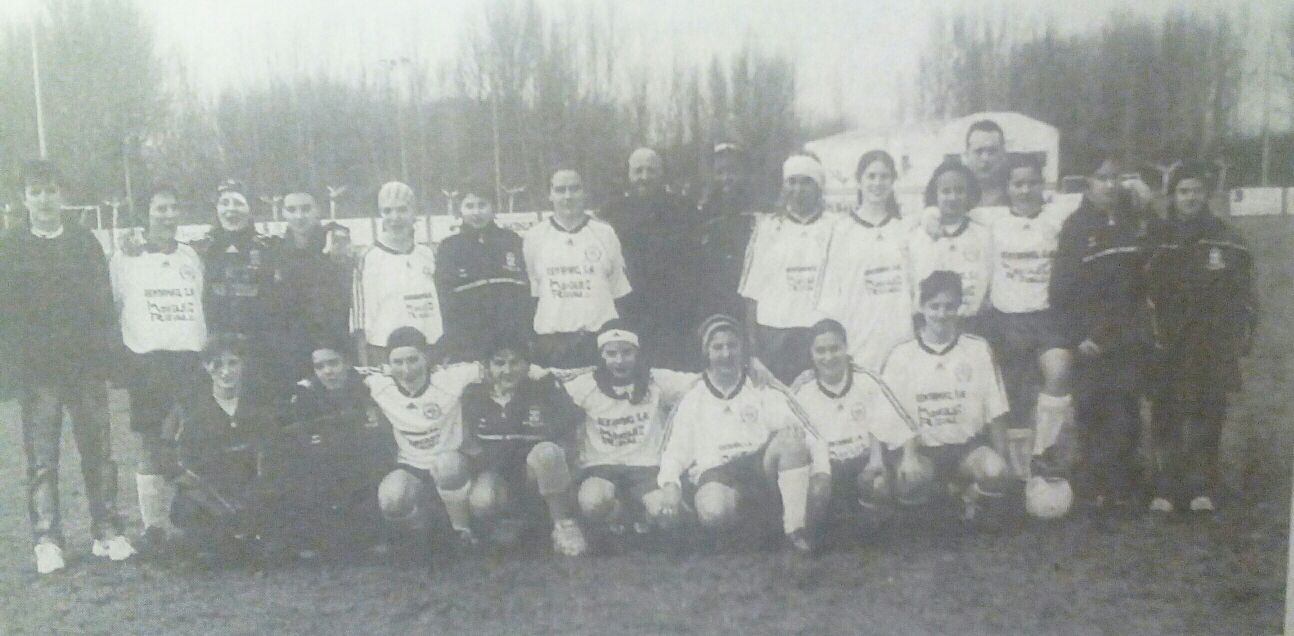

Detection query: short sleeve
(522, 227), (543, 297)
(604, 226), (631, 299)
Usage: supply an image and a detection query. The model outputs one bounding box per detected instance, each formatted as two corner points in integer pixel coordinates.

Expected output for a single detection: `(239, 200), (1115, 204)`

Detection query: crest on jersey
(850, 403), (868, 422)
(739, 404), (759, 424)
(504, 252), (519, 271)
(179, 264), (197, 282)
(584, 245), (603, 263)
(421, 403), (443, 420)
(525, 407), (544, 428)
(1206, 247), (1225, 271)
(955, 361), (973, 383)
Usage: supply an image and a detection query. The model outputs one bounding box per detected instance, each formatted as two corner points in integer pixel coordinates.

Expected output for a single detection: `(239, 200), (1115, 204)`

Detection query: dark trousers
(1150, 386), (1226, 504)
(1076, 388), (1142, 499)
(20, 375), (121, 544)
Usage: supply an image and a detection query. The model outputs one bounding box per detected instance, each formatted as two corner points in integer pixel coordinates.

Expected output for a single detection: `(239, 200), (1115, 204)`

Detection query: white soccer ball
(1025, 476), (1073, 519)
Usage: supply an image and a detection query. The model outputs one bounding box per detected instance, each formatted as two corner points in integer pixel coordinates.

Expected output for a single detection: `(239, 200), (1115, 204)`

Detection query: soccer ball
(894, 455), (937, 506)
(1025, 476), (1073, 519)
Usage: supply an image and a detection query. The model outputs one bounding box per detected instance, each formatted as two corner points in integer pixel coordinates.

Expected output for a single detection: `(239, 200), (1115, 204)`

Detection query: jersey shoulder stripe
(853, 366), (918, 432)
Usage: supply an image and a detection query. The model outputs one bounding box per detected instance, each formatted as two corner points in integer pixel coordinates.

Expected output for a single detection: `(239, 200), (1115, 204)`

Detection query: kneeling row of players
(156, 272), (1066, 562)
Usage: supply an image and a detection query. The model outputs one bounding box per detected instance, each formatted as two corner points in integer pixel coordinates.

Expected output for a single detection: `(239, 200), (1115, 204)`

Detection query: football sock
(777, 465), (811, 534)
(437, 482), (473, 532)
(136, 473), (174, 530)
(1033, 393), (1073, 455)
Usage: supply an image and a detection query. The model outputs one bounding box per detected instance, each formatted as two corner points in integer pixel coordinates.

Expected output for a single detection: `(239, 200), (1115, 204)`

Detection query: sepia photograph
(0, 0), (1290, 633)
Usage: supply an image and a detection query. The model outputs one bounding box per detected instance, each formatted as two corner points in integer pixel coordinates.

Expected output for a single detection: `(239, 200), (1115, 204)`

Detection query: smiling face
(857, 159), (896, 208)
(782, 175), (821, 216)
(1087, 160), (1122, 211)
(486, 348), (529, 393)
(934, 170), (971, 222)
(965, 129), (1006, 184)
(1007, 166), (1045, 217)
(810, 331), (848, 381)
(387, 345), (429, 393)
(148, 192), (181, 235)
(379, 199), (414, 235)
(919, 290), (962, 336)
(282, 192), (320, 236)
(216, 190), (251, 231)
(204, 352), (245, 394)
(705, 329), (744, 374)
(459, 193), (495, 230)
(628, 149), (663, 197)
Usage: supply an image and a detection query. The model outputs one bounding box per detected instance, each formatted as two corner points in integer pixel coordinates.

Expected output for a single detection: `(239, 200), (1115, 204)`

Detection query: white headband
(782, 154), (825, 190)
(597, 329), (640, 350)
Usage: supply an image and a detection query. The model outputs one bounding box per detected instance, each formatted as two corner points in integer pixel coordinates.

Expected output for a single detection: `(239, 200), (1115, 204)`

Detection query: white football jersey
(906, 213), (992, 316)
(817, 212), (915, 371)
(738, 212), (835, 329)
(365, 363), (482, 471)
(352, 242), (444, 347)
(792, 365), (916, 462)
(523, 216), (630, 335)
(657, 374), (829, 487)
(563, 368), (698, 469)
(110, 244), (207, 354)
(975, 205), (1071, 314)
(880, 333), (1008, 447)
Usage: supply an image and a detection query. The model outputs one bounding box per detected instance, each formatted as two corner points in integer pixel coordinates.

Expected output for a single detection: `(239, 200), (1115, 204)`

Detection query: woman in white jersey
(566, 320), (781, 540)
(111, 185), (206, 557)
(656, 315), (829, 554)
(817, 150), (915, 372)
(790, 319), (919, 525)
(881, 271), (1011, 522)
(974, 155), (1076, 499)
(907, 161), (993, 331)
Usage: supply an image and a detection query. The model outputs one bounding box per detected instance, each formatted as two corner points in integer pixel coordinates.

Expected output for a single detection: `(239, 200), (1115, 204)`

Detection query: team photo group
(0, 116), (1257, 576)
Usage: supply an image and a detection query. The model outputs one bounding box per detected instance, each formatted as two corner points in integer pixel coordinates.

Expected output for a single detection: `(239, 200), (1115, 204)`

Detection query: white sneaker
(551, 519), (588, 557)
(1189, 496), (1215, 512)
(91, 535), (137, 562)
(1149, 497), (1175, 513)
(35, 541), (66, 574)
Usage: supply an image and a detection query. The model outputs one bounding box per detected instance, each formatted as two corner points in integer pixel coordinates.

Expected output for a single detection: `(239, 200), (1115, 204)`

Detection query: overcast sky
(4, 0), (1288, 130)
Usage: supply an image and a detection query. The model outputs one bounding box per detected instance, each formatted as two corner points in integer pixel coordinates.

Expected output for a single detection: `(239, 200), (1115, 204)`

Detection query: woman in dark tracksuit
(1049, 158), (1161, 509)
(1144, 163), (1256, 514)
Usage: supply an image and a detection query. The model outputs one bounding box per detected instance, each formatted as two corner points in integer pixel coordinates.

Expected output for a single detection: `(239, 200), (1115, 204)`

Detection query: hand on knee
(641, 488), (678, 529)
(577, 477), (618, 521)
(694, 483), (739, 529)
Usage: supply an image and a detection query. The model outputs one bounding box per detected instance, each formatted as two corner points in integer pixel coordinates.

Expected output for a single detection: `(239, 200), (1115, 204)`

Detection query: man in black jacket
(0, 160), (134, 573)
(696, 142), (759, 326)
(275, 188), (353, 379)
(435, 183), (532, 362)
(600, 148), (704, 370)
(1049, 157), (1161, 509)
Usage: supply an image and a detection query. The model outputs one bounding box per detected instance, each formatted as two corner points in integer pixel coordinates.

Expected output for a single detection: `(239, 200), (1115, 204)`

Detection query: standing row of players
(0, 118), (1257, 574)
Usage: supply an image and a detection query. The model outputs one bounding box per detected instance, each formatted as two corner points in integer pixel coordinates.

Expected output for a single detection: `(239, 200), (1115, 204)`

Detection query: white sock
(777, 465), (811, 535)
(1033, 393), (1073, 455)
(136, 474), (174, 530)
(437, 482), (473, 532)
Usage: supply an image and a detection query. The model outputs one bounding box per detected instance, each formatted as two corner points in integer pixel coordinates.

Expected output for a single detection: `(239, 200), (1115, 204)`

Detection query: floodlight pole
(30, 18), (48, 159)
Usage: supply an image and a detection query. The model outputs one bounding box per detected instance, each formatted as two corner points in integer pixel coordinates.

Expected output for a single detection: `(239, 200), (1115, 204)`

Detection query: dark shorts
(395, 463), (434, 484)
(696, 450), (774, 495)
(916, 435), (990, 485)
(578, 464), (660, 503)
(471, 442), (544, 492)
(829, 456), (869, 502)
(125, 351), (201, 434)
(985, 310), (1069, 359)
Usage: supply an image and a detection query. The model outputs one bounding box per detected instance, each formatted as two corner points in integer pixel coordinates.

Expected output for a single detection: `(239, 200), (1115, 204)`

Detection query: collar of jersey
(938, 217), (971, 238)
(395, 376), (431, 398)
(849, 210), (897, 229)
(815, 366), (854, 398)
(549, 214), (589, 234)
(703, 368), (747, 400)
(782, 209), (823, 226)
(374, 239), (415, 255)
(1009, 206), (1044, 221)
(30, 225), (64, 239)
(916, 331), (960, 356)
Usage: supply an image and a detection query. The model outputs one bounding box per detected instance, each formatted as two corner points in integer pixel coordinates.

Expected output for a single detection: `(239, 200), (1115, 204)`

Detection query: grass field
(1, 215), (1291, 635)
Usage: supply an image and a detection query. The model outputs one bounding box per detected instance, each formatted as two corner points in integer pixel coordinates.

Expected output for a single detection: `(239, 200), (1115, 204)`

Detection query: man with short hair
(600, 148), (702, 369)
(352, 181), (444, 366)
(963, 120), (1009, 207)
(0, 160), (134, 573)
(697, 142), (759, 322)
(275, 188), (353, 378)
(523, 168), (631, 368)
